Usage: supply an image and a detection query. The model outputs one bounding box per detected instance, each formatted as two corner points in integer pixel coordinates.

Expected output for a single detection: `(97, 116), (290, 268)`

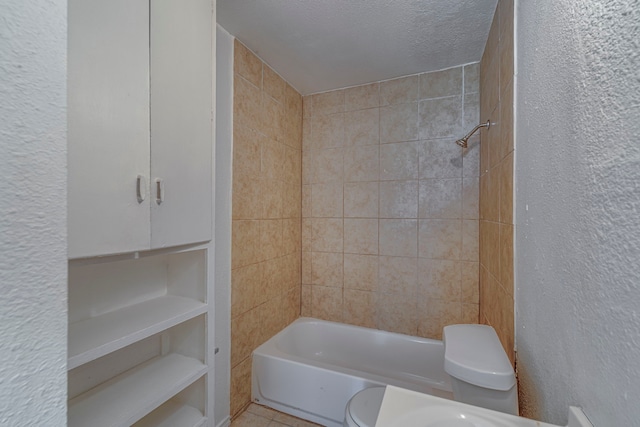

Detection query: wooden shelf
(68, 353), (207, 427)
(132, 400), (206, 427)
(68, 295), (206, 369)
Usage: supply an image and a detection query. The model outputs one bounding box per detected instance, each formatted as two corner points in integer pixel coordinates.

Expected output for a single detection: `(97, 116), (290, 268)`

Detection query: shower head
(455, 120), (491, 148)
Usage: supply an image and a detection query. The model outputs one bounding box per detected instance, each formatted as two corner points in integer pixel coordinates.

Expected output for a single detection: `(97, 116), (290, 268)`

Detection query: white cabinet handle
(155, 178), (164, 205)
(136, 175), (146, 203)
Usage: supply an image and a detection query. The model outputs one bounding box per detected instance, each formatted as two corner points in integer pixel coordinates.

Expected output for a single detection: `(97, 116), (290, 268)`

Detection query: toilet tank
(443, 324), (518, 415)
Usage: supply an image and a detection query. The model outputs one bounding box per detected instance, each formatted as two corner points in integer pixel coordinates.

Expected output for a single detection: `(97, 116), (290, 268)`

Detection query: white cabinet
(68, 0), (151, 258)
(68, 0), (213, 259)
(67, 0), (214, 424)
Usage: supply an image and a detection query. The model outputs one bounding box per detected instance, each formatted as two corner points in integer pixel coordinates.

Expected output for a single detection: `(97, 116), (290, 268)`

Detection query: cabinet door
(68, 0), (151, 258)
(150, 0), (213, 249)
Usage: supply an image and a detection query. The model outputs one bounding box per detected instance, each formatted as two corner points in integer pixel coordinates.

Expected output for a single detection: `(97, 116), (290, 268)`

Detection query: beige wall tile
(344, 182), (379, 218)
(261, 94), (283, 141)
(312, 182), (343, 218)
(379, 256), (418, 295)
(258, 296), (284, 345)
(345, 83), (379, 111)
(480, 57), (500, 125)
(261, 138), (284, 181)
(379, 75), (419, 106)
(462, 220), (479, 262)
(312, 285), (343, 321)
(464, 63), (480, 94)
(462, 303), (480, 324)
(232, 173), (262, 220)
(283, 145), (301, 185)
(487, 106), (502, 169)
(311, 218), (343, 252)
(283, 181), (302, 219)
(379, 180), (419, 219)
(418, 179), (462, 219)
(344, 254), (378, 291)
(420, 67), (462, 99)
(260, 219), (282, 261)
(417, 314), (443, 339)
(376, 292), (417, 335)
(344, 145), (379, 182)
(311, 148), (344, 183)
(461, 261), (480, 303)
(230, 357), (252, 417)
(380, 142), (419, 180)
(262, 257), (283, 300)
(417, 259), (461, 301)
(499, 151), (514, 224)
(234, 40), (262, 89)
(464, 93), (480, 129)
(462, 177), (479, 219)
(310, 90), (345, 116)
(232, 263), (262, 318)
(302, 184), (312, 218)
(344, 108), (379, 146)
(302, 251), (311, 284)
(419, 96), (462, 139)
(311, 251), (343, 287)
(263, 65), (285, 103)
(301, 284), (312, 316)
(418, 219), (462, 260)
(499, 80), (514, 159)
(343, 289), (376, 328)
(234, 125), (261, 177)
(282, 218), (300, 255)
(500, 223), (514, 293)
(380, 102), (419, 143)
(311, 113), (344, 150)
(301, 218), (312, 252)
(302, 118), (313, 151)
(418, 139), (463, 179)
(283, 285), (301, 324)
(231, 307), (260, 368)
(479, 173), (489, 221)
(234, 75), (262, 131)
(463, 136), (480, 178)
(344, 219), (379, 255)
(379, 219), (418, 257)
(232, 220), (261, 269)
(485, 221), (500, 278)
(486, 166), (500, 222)
(262, 178), (283, 218)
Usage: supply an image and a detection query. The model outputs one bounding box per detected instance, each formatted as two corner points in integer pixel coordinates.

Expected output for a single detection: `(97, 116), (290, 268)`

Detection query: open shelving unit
(68, 249), (209, 426)
(68, 295), (207, 370)
(69, 353), (206, 427)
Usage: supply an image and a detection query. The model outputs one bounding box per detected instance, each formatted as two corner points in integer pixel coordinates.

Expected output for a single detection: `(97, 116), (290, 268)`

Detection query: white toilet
(343, 324), (518, 427)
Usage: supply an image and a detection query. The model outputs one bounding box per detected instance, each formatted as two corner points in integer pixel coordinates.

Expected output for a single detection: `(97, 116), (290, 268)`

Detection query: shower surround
(230, 40), (303, 417)
(301, 65), (481, 338)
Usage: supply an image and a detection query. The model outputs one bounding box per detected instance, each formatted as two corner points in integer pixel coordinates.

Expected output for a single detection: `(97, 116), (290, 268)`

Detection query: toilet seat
(344, 387), (385, 427)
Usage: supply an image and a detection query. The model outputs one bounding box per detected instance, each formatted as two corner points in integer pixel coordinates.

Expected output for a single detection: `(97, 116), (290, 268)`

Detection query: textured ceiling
(217, 0), (497, 95)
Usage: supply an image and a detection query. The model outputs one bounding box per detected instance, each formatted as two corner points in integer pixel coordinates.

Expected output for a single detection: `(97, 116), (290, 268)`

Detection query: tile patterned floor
(231, 403), (325, 427)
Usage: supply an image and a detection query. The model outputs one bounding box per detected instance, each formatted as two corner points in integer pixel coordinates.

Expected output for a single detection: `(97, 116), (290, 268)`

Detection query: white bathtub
(252, 317), (453, 427)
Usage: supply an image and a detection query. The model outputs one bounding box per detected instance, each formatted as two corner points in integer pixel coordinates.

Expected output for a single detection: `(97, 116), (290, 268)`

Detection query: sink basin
(375, 386), (592, 427)
(388, 405), (518, 427)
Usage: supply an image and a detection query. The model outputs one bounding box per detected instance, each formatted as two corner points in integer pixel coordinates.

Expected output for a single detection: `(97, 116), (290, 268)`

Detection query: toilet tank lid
(443, 324), (515, 391)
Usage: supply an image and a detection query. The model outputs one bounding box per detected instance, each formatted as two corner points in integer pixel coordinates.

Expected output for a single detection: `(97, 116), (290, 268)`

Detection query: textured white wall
(214, 24), (234, 427)
(515, 1), (640, 425)
(0, 0), (68, 425)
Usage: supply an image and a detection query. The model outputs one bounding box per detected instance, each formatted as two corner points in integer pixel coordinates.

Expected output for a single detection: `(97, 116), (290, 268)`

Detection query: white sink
(375, 386), (593, 427)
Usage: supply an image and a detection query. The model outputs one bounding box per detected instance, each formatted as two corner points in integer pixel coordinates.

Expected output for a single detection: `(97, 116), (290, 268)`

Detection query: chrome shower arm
(455, 120), (491, 148)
